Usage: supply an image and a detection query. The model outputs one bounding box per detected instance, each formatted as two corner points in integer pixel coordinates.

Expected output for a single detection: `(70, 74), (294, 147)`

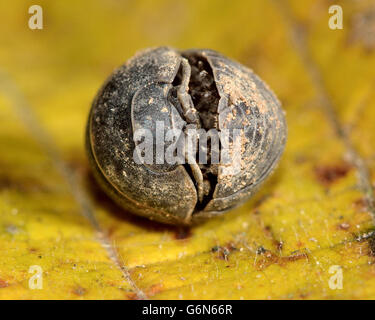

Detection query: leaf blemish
(255, 249), (308, 271)
(174, 227), (192, 240)
(314, 162), (351, 187)
(212, 242), (238, 261)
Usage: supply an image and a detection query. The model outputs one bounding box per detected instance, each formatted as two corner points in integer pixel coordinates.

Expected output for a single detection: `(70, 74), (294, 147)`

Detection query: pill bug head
(86, 47), (287, 225)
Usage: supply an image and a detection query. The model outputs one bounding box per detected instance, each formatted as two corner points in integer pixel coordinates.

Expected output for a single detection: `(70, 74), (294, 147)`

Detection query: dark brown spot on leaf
(314, 162), (351, 186)
(174, 227), (192, 240)
(255, 249), (308, 271)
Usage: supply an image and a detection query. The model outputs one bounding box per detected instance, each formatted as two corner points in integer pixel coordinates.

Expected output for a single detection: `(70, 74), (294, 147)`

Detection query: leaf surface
(0, 0), (375, 299)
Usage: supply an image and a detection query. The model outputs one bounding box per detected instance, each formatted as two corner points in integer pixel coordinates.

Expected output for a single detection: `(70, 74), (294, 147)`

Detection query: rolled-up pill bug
(86, 47), (287, 225)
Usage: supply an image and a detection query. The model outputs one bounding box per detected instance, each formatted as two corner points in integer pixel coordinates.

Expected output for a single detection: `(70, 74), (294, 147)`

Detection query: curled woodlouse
(86, 47), (287, 225)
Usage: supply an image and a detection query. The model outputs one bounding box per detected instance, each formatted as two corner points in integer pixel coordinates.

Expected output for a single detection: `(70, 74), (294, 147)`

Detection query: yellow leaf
(0, 0), (375, 299)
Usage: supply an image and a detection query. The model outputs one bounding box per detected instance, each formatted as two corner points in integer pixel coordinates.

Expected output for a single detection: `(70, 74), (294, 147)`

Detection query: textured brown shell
(86, 47), (287, 225)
